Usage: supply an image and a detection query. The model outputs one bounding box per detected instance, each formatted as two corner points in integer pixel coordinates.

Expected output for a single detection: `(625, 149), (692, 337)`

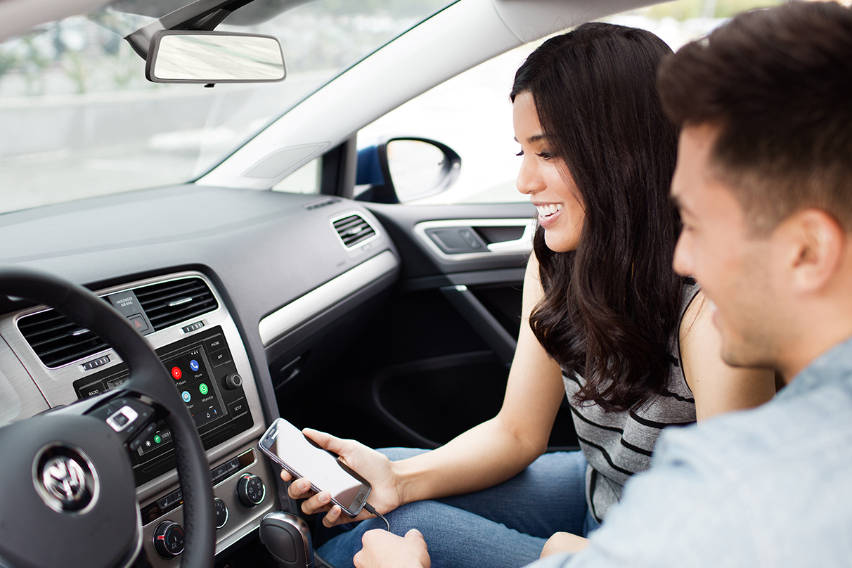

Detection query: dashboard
(0, 185), (400, 565)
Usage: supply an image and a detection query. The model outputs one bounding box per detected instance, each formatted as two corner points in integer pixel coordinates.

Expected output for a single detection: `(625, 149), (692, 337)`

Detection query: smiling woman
(0, 0), (449, 213)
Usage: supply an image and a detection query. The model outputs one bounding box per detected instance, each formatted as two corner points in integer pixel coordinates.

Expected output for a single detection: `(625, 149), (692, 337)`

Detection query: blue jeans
(316, 449), (599, 568)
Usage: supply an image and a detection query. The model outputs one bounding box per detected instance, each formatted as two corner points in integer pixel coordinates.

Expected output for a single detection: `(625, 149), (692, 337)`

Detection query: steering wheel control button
(129, 422), (158, 452)
(33, 445), (99, 514)
(153, 520), (185, 558)
(181, 390), (191, 403)
(170, 366), (182, 380)
(236, 473), (266, 507)
(215, 498), (229, 529)
(106, 405), (138, 432)
(224, 373), (243, 389)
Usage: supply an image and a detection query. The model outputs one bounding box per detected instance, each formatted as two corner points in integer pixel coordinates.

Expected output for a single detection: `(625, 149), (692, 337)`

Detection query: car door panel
(362, 202), (578, 450)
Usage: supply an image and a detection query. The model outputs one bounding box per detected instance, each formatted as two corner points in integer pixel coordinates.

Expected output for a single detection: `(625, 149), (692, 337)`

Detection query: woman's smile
(534, 202), (563, 227)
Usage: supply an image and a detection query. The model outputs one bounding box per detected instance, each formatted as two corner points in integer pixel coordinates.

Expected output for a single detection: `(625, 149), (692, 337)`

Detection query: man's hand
(353, 528), (431, 568)
(541, 532), (589, 558)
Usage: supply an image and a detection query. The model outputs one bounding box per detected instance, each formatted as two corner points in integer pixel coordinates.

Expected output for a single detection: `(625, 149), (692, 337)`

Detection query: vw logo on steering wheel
(33, 445), (99, 514)
(43, 456), (87, 503)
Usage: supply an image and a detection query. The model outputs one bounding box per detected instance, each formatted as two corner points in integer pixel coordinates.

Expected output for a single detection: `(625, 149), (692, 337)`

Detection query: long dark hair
(511, 23), (682, 411)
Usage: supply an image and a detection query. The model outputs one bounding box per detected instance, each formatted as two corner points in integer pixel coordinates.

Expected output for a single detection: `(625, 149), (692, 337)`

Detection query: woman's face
(513, 91), (585, 253)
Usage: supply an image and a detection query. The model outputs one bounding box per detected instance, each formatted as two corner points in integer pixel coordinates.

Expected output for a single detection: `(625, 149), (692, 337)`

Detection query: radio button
(224, 373), (242, 390)
(82, 382), (105, 398)
(228, 398), (247, 417)
(209, 348), (232, 367)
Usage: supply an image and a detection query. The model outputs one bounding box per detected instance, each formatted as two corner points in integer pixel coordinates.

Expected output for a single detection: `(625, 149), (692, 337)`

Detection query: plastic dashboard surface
(0, 185), (399, 419)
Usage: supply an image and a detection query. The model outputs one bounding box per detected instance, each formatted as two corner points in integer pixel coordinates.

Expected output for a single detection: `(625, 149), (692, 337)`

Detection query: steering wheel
(0, 267), (215, 567)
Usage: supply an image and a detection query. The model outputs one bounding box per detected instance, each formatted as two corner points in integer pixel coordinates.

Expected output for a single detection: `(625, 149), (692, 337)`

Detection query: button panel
(72, 325), (253, 487)
(141, 450), (256, 525)
(140, 448), (275, 566)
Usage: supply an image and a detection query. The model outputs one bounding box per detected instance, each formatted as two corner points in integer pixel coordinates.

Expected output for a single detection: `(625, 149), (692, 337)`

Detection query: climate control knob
(153, 520), (185, 558)
(214, 497), (229, 529)
(236, 473), (266, 507)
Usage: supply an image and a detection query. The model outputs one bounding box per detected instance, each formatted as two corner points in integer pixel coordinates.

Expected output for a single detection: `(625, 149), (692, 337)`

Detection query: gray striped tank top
(563, 283), (700, 522)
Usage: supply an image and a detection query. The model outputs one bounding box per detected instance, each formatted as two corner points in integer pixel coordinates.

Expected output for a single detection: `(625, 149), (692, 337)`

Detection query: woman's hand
(280, 428), (403, 527)
(540, 532), (589, 558)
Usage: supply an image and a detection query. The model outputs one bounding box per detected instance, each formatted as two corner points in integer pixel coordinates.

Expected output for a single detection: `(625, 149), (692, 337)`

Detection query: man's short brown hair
(657, 2), (852, 233)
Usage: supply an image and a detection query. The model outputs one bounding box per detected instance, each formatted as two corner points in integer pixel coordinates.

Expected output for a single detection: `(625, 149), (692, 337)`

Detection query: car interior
(0, 0), (709, 565)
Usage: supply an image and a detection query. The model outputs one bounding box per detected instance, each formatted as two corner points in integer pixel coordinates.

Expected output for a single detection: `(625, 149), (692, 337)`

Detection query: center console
(74, 325), (254, 486)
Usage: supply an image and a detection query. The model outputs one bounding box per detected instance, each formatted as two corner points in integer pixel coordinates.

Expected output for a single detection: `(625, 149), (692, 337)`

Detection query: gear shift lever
(259, 512), (314, 568)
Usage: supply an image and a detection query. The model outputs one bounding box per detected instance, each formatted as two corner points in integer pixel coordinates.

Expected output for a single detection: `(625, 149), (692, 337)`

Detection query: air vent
(18, 308), (109, 368)
(332, 214), (376, 248)
(135, 277), (218, 331)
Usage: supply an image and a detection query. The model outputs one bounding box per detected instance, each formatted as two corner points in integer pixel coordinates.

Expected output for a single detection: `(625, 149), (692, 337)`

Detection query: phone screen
(259, 418), (371, 515)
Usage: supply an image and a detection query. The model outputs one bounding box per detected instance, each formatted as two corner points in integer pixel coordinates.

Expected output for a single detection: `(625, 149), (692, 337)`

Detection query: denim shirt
(529, 334), (852, 568)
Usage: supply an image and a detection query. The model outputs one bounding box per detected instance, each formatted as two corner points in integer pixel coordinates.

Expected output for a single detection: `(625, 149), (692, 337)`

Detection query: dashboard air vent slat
(333, 214), (376, 248)
(135, 277), (218, 331)
(18, 309), (108, 368)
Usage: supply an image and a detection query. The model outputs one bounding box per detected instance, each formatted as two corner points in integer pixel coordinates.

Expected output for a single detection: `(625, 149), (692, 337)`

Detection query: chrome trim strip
(258, 250), (398, 346)
(413, 218), (535, 262)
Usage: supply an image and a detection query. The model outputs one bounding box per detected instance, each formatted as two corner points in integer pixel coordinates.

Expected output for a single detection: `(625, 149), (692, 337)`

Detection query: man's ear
(782, 209), (845, 293)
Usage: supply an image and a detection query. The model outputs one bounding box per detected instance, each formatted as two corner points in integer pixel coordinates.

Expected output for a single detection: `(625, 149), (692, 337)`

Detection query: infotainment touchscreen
(162, 344), (227, 429)
(73, 325), (253, 485)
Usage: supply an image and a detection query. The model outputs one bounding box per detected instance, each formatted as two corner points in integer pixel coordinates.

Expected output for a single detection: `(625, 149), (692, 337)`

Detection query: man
(353, 2), (852, 566)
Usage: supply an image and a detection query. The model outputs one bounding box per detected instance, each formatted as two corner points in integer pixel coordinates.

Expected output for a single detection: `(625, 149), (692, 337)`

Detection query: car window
(356, 0), (785, 205)
(0, 0), (450, 213)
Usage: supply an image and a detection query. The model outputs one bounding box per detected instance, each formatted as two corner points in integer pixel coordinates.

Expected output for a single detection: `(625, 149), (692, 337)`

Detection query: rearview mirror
(146, 30), (286, 84)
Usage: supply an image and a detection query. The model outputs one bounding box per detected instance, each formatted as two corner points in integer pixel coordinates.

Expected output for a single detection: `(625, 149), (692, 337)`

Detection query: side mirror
(145, 30), (286, 84)
(355, 137), (461, 203)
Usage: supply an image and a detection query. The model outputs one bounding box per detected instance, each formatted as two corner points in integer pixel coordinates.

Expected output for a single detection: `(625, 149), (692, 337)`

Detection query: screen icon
(190, 359), (200, 372)
(171, 366), (182, 380)
(199, 383), (209, 396)
(181, 390), (191, 403)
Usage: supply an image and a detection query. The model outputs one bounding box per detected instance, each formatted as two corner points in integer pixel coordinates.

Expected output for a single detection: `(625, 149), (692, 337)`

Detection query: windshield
(0, 0), (450, 213)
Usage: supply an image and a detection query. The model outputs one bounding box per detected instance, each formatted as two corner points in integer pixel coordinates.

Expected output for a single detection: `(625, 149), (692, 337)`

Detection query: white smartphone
(258, 417), (372, 516)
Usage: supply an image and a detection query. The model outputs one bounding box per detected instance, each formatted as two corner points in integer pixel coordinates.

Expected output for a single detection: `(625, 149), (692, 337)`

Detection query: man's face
(671, 125), (782, 368)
